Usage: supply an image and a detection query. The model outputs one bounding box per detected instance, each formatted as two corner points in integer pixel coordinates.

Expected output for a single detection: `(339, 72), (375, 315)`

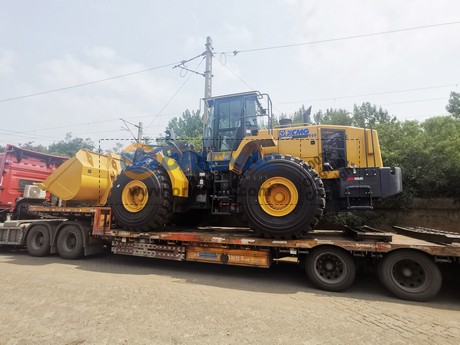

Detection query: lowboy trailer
(1, 205), (459, 302)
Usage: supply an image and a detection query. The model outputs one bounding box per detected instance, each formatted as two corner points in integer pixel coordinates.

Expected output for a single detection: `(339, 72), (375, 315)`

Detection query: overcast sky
(1, 0), (460, 151)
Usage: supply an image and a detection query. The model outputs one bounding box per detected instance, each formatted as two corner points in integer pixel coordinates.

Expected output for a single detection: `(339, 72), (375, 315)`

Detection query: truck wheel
(26, 225), (51, 257)
(378, 249), (442, 302)
(238, 155), (325, 239)
(109, 167), (173, 231)
(305, 246), (356, 292)
(57, 225), (84, 260)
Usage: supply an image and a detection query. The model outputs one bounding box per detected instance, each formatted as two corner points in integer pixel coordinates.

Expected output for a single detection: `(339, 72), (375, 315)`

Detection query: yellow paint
(226, 124), (384, 179)
(119, 153), (189, 198)
(121, 180), (149, 212)
(35, 149), (121, 206)
(258, 177), (298, 216)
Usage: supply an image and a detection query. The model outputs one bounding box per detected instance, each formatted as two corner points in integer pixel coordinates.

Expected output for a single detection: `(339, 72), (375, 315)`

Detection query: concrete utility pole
(137, 122), (143, 143)
(203, 36), (213, 130)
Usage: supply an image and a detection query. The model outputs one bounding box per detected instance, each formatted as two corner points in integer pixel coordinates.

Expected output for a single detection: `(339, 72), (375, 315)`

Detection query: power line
(218, 21), (460, 55)
(144, 57), (206, 132)
(274, 83), (458, 106)
(0, 62), (180, 103)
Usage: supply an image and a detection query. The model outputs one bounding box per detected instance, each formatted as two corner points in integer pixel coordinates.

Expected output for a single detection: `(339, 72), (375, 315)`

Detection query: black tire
(109, 167), (173, 231)
(379, 249), (442, 302)
(305, 246), (356, 292)
(57, 225), (84, 260)
(238, 154), (325, 239)
(26, 225), (51, 257)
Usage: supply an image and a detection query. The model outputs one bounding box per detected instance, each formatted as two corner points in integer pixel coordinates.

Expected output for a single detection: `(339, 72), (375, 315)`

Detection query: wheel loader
(38, 91), (402, 239)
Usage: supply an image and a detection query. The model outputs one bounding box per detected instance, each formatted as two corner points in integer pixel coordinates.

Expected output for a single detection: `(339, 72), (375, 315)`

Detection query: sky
(1, 0), (460, 152)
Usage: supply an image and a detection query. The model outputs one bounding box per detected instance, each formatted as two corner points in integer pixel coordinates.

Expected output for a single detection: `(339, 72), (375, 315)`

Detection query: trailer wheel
(110, 167), (173, 231)
(238, 155), (325, 239)
(26, 225), (51, 257)
(305, 246), (356, 292)
(378, 249), (442, 302)
(57, 225), (84, 260)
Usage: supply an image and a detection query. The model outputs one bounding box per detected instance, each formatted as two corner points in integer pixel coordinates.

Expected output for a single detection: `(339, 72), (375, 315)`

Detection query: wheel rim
(258, 177), (298, 217)
(63, 232), (77, 252)
(121, 180), (149, 212)
(390, 257), (430, 293)
(32, 231), (45, 250)
(313, 251), (347, 284)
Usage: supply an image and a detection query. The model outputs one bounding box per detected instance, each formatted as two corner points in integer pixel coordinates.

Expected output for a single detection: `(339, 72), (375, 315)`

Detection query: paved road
(1, 248), (460, 345)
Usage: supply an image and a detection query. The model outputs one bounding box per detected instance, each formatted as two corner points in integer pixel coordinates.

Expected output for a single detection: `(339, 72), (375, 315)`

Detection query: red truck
(0, 145), (68, 221)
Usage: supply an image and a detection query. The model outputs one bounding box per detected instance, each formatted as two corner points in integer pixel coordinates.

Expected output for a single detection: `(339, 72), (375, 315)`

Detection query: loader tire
(238, 154), (325, 239)
(109, 167), (173, 231)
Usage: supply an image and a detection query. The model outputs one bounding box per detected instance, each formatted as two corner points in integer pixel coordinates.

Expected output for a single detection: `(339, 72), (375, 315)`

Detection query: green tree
(313, 109), (353, 126)
(18, 142), (48, 153)
(0, 145), (5, 153)
(167, 110), (203, 140)
(352, 102), (396, 127)
(446, 91), (460, 118)
(47, 132), (95, 157)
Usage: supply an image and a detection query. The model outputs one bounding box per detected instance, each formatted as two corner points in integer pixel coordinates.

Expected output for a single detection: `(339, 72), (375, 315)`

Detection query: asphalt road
(1, 248), (460, 345)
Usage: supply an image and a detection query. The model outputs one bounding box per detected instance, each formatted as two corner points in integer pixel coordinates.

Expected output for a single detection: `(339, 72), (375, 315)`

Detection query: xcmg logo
(279, 128), (310, 137)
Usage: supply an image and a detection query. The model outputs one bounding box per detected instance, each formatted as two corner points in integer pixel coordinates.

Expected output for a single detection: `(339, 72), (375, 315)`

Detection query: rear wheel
(26, 225), (51, 257)
(238, 155), (325, 239)
(109, 167), (173, 231)
(378, 249), (442, 301)
(305, 246), (356, 292)
(57, 225), (84, 260)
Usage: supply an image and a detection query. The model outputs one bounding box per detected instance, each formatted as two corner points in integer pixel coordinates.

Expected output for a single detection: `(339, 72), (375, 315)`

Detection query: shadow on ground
(1, 246), (459, 311)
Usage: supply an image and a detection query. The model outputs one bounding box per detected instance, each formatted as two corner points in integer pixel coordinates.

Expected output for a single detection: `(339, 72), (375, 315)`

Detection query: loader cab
(203, 91), (271, 152)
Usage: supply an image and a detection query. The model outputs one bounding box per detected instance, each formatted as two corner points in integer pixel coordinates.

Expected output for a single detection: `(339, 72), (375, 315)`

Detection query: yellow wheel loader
(108, 91), (402, 238)
(39, 91), (402, 239)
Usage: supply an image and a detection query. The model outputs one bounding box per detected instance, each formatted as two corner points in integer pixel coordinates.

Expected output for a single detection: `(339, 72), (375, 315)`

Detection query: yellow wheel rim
(258, 177), (298, 217)
(121, 180), (149, 213)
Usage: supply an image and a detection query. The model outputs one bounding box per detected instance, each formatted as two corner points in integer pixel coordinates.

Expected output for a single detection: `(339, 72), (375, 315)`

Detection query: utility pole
(203, 36), (213, 130)
(137, 122), (143, 143)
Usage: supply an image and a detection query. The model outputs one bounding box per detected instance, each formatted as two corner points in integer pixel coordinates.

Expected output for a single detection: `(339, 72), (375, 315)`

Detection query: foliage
(352, 102), (397, 127)
(0, 145), (5, 153)
(313, 108), (353, 126)
(446, 91), (460, 118)
(167, 110), (203, 140)
(46, 133), (95, 157)
(16, 133), (95, 158)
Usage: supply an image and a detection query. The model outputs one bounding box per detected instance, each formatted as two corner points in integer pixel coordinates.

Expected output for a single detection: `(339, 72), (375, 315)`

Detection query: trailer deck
(1, 205), (459, 302)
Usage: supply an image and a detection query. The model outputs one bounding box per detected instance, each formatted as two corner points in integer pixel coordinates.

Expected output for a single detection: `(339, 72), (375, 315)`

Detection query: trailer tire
(57, 225), (84, 260)
(238, 155), (325, 239)
(305, 246), (356, 292)
(379, 249), (441, 302)
(109, 167), (173, 231)
(26, 225), (51, 257)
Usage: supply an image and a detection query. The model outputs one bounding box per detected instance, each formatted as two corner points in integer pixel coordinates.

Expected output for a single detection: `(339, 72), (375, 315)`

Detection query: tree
(18, 142), (48, 153)
(313, 109), (353, 126)
(352, 102), (396, 127)
(0, 145), (5, 153)
(446, 91), (460, 118)
(167, 110), (203, 140)
(47, 132), (95, 157)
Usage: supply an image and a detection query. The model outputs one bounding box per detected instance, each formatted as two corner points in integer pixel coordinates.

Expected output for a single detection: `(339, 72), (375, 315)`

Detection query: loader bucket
(36, 149), (121, 206)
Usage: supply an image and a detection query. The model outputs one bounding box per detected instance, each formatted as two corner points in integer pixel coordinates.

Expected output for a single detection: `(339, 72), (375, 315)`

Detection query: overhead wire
(216, 21), (460, 55)
(144, 56), (206, 132)
(0, 62), (181, 103)
(274, 83), (459, 105)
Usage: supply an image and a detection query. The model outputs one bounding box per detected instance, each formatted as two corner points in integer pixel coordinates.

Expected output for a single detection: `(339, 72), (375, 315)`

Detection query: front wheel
(378, 249), (442, 301)
(109, 167), (173, 231)
(305, 246), (356, 292)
